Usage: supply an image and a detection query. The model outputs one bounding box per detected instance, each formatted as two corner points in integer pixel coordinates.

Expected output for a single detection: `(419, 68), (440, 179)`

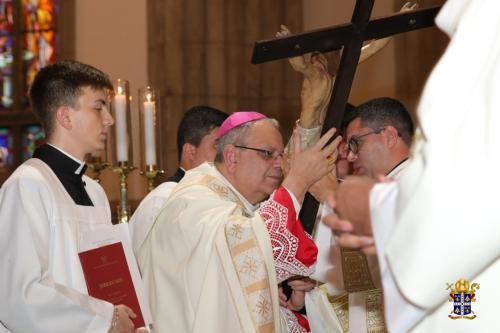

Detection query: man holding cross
(276, 5), (415, 330)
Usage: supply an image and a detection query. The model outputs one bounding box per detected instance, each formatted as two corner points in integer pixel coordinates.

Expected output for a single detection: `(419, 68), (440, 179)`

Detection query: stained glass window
(0, 126), (13, 166)
(0, 0), (59, 110)
(0, 0), (63, 183)
(0, 1), (13, 109)
(22, 124), (44, 160)
(23, 0), (58, 105)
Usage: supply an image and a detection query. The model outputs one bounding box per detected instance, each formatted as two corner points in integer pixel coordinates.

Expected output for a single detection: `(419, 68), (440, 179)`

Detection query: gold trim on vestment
(225, 216), (274, 331)
(246, 279), (270, 294)
(230, 239), (257, 256)
(365, 289), (387, 333)
(340, 248), (376, 292)
(259, 322), (275, 333)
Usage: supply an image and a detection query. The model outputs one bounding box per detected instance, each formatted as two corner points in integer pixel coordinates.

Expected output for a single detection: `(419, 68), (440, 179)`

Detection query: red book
(79, 242), (145, 328)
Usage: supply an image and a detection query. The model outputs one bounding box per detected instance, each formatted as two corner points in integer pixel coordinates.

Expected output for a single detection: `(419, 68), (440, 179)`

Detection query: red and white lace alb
(259, 186), (318, 283)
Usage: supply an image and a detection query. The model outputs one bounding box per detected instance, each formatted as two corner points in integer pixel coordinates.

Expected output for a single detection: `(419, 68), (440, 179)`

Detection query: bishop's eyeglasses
(234, 145), (284, 161)
(347, 127), (386, 154)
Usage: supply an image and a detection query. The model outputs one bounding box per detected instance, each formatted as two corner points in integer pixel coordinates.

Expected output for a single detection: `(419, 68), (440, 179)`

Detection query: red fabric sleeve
(259, 186), (318, 282)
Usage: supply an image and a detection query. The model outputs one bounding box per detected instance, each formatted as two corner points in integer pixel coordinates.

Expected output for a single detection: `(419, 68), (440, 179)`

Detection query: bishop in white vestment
(138, 112), (340, 333)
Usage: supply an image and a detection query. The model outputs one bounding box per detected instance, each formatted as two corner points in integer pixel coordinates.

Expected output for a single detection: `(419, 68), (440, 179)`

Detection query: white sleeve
(310, 204), (335, 284)
(284, 123), (322, 154)
(370, 183), (425, 333)
(310, 204), (342, 293)
(129, 181), (177, 254)
(0, 177), (113, 333)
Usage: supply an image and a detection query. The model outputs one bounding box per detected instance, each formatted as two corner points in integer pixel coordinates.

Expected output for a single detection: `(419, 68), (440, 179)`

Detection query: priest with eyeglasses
(137, 111), (342, 333)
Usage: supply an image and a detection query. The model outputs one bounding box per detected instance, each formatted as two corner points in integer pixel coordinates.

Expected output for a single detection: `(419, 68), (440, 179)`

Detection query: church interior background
(0, 0), (446, 221)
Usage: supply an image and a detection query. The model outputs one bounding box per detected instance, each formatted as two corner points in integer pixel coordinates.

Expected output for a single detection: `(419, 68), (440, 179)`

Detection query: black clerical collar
(167, 167), (186, 183)
(386, 157), (409, 177)
(33, 144), (94, 206)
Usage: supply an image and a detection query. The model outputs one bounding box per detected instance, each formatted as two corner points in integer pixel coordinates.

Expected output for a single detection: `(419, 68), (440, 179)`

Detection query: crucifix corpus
(251, 0), (442, 293)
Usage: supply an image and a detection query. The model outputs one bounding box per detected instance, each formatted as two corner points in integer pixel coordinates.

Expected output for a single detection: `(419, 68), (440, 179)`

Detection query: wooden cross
(252, 0), (441, 233)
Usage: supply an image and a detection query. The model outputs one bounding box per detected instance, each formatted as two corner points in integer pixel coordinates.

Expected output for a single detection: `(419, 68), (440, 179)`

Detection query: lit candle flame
(117, 86), (123, 95)
(146, 93), (152, 102)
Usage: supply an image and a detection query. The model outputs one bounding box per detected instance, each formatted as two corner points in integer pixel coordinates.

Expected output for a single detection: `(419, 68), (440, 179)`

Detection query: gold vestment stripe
(258, 322), (274, 333)
(230, 239), (257, 256)
(245, 279), (269, 294)
(340, 247), (375, 292)
(365, 289), (387, 333)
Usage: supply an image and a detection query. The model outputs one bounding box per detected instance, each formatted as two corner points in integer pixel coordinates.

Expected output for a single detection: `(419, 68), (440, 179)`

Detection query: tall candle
(143, 93), (157, 166)
(114, 88), (128, 162)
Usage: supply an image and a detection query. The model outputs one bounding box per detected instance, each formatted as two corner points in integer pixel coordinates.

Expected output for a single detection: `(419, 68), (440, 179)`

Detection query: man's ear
(384, 126), (399, 148)
(182, 143), (196, 161)
(55, 106), (72, 130)
(223, 145), (238, 173)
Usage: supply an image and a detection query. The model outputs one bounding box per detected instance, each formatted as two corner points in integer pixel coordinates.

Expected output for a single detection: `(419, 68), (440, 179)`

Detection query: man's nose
(339, 144), (349, 159)
(272, 154), (283, 167)
(103, 109), (115, 126)
(347, 150), (357, 162)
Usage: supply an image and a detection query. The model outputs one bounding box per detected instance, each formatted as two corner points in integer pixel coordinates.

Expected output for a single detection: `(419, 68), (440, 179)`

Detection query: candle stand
(140, 165), (164, 191)
(86, 155), (109, 183)
(109, 79), (135, 223)
(112, 161), (136, 223)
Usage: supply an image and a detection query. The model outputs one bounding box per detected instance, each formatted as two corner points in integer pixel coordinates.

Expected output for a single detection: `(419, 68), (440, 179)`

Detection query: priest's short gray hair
(214, 118), (279, 163)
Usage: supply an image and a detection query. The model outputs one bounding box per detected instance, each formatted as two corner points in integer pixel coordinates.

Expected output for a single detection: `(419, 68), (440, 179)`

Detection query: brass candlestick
(86, 156), (109, 183)
(112, 161), (136, 223)
(140, 165), (165, 191)
(108, 79), (134, 224)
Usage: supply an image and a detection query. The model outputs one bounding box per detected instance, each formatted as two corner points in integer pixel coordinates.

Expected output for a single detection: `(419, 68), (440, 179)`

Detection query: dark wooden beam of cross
(251, 0), (441, 233)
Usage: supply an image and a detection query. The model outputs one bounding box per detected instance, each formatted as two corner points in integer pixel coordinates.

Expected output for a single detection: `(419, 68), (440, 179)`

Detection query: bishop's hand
(283, 127), (341, 204)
